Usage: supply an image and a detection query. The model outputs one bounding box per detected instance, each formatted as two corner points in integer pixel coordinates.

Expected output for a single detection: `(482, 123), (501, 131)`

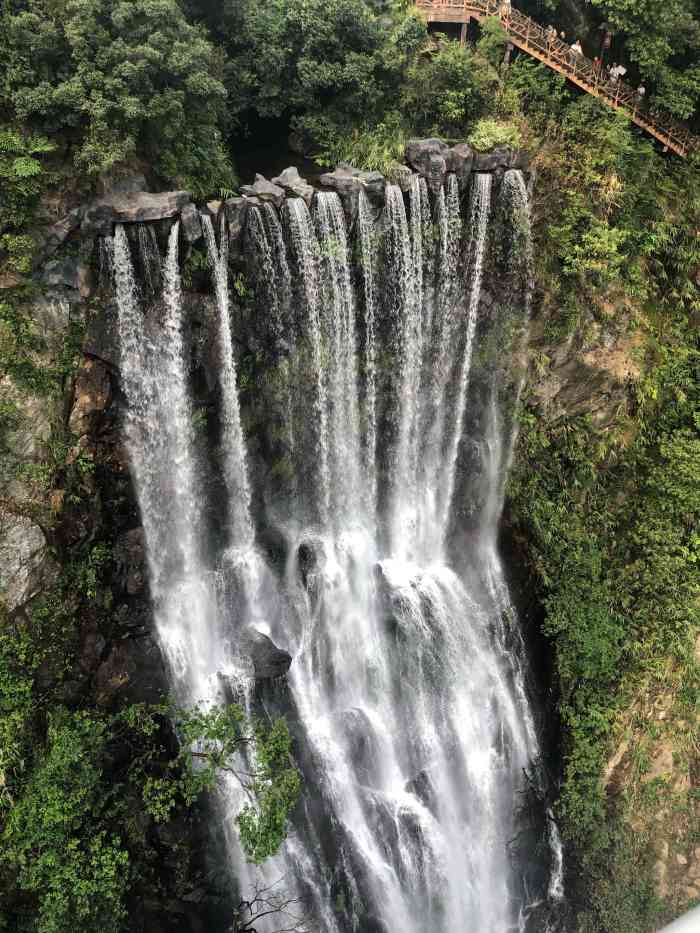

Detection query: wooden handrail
(416, 0), (698, 158)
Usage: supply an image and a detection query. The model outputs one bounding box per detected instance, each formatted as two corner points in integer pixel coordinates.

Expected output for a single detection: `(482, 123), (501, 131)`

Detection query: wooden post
(460, 20), (467, 44)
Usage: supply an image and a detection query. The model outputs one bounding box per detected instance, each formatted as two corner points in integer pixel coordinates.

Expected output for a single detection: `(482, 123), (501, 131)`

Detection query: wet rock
(243, 628), (292, 680)
(81, 190), (192, 237)
(240, 174), (285, 210)
(95, 634), (167, 706)
(114, 527), (147, 596)
(271, 166), (314, 205)
(341, 707), (379, 783)
(405, 768), (435, 808)
(35, 207), (83, 265)
(296, 534), (327, 592)
(69, 357), (111, 436)
(84, 300), (120, 369)
(0, 512), (58, 612)
(223, 197), (249, 246)
(180, 203), (202, 244)
(393, 165), (415, 193)
(405, 138), (449, 192)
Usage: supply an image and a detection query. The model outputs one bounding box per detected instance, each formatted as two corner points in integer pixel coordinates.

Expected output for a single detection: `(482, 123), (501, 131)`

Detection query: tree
(198, 0), (425, 150)
(590, 0), (700, 118)
(0, 0), (235, 193)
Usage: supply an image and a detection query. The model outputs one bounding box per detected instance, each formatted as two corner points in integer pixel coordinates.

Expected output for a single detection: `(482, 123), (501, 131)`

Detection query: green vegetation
(0, 590), (300, 930)
(1, 0), (234, 192)
(505, 55), (700, 933)
(1, 0), (700, 930)
(590, 0), (700, 118)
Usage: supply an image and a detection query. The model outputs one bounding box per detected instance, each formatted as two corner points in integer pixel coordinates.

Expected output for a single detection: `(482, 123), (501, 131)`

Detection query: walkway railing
(416, 0), (699, 158)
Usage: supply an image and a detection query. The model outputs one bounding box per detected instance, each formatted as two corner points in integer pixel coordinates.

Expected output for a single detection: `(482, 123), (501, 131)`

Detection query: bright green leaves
(0, 693), (300, 929)
(1, 710), (130, 933)
(236, 718), (301, 864)
(125, 701), (301, 864)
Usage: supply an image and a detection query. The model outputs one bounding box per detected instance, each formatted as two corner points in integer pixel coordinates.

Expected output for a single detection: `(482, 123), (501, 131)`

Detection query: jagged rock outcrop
(180, 203), (203, 244)
(240, 173), (286, 209)
(81, 190), (192, 237)
(271, 166), (315, 205)
(0, 512), (57, 612)
(473, 146), (530, 172)
(69, 357), (112, 437)
(319, 163), (386, 223)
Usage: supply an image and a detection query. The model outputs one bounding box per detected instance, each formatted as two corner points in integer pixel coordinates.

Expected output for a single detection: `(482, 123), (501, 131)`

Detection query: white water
(110, 170), (563, 933)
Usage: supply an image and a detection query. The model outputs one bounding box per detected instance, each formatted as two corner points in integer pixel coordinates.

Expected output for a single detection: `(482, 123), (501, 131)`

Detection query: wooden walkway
(416, 0), (698, 158)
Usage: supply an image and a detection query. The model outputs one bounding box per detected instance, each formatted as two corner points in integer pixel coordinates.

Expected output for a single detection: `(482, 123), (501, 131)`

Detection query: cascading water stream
(110, 168), (563, 933)
(312, 191), (363, 530)
(112, 221), (216, 699)
(357, 189), (378, 516)
(202, 213), (254, 551)
(283, 198), (330, 527)
(438, 172), (492, 541)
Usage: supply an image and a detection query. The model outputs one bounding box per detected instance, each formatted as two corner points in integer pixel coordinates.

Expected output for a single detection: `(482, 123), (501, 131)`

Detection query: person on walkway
(569, 38), (583, 66)
(545, 24), (556, 49)
(500, 0), (511, 16)
(636, 84), (646, 105)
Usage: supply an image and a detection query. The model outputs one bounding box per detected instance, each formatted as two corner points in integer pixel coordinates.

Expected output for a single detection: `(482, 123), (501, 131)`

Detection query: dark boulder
(271, 166), (314, 205)
(243, 628), (292, 680)
(223, 197), (249, 246)
(81, 190), (192, 237)
(240, 174), (285, 210)
(472, 147), (530, 172)
(95, 634), (167, 706)
(446, 142), (474, 188)
(405, 138), (449, 193)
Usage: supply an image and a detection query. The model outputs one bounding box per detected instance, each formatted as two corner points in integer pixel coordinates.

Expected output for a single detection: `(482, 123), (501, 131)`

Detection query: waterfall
(112, 221), (215, 700)
(385, 183), (421, 559)
(110, 168), (563, 933)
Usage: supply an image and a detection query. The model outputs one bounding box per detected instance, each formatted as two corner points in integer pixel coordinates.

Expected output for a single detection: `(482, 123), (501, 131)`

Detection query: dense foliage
(506, 57), (700, 933)
(1, 0), (234, 193)
(0, 586), (300, 930)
